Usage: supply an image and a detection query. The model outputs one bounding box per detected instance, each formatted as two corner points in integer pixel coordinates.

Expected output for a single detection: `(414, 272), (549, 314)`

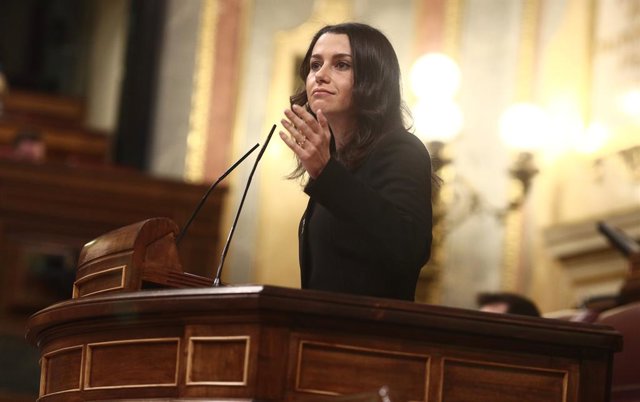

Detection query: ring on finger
(297, 136), (307, 147)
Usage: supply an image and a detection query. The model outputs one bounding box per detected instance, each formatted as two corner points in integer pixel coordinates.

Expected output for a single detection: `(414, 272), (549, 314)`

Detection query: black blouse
(298, 129), (433, 301)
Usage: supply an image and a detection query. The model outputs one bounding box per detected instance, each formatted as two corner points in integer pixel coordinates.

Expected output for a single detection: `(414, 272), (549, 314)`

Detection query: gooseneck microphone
(597, 221), (640, 257)
(175, 143), (260, 245)
(213, 124), (276, 286)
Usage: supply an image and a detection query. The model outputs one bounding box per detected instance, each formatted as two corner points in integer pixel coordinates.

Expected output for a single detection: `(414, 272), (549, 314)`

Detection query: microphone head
(256, 124), (276, 161)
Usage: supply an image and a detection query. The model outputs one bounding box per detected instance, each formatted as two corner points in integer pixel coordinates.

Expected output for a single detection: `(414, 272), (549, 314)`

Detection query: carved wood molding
(544, 206), (640, 260)
(543, 206), (640, 299)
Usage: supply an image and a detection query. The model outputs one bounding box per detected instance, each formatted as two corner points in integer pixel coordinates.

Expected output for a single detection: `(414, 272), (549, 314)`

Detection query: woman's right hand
(279, 104), (331, 179)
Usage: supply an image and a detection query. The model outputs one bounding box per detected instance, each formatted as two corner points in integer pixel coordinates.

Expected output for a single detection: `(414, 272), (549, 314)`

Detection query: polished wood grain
(73, 218), (212, 298)
(0, 159), (225, 292)
(26, 285), (622, 402)
(0, 90), (110, 164)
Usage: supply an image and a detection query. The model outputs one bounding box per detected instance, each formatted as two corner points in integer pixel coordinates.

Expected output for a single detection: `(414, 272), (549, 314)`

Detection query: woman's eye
(310, 61), (322, 71)
(335, 61), (351, 70)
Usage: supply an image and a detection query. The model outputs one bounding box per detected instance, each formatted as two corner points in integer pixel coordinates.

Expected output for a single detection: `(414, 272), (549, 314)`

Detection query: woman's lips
(312, 89), (333, 96)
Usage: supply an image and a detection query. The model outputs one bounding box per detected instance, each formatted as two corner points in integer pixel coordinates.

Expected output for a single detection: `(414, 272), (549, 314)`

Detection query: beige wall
(529, 0), (640, 312)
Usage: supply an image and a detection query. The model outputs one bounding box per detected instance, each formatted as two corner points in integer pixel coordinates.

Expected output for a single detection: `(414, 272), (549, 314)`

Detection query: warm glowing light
(619, 89), (640, 117)
(410, 53), (461, 100)
(545, 99), (585, 156)
(575, 122), (610, 154)
(499, 103), (553, 151)
(413, 99), (463, 143)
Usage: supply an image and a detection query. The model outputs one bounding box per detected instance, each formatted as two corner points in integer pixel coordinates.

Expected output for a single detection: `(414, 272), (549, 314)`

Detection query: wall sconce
(410, 53), (463, 231)
(426, 140), (451, 173)
(499, 102), (550, 211)
(507, 151), (539, 210)
(409, 53), (462, 304)
(409, 53), (462, 173)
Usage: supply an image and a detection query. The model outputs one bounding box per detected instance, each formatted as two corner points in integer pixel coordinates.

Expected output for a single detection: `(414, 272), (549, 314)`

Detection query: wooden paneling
(25, 286), (621, 402)
(2, 90), (84, 123)
(440, 358), (567, 402)
(0, 158), (225, 401)
(187, 336), (250, 385)
(41, 345), (83, 396)
(295, 341), (429, 401)
(85, 339), (180, 389)
(0, 159), (225, 313)
(73, 265), (126, 298)
(0, 90), (110, 164)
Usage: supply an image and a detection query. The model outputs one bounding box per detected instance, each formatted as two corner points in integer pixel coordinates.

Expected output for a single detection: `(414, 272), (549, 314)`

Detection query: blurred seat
(597, 302), (640, 402)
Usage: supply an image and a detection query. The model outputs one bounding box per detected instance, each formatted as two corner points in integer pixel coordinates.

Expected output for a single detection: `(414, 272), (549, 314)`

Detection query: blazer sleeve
(304, 133), (432, 266)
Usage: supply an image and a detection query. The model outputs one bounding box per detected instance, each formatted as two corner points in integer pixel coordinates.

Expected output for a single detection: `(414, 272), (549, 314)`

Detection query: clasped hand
(279, 104), (331, 179)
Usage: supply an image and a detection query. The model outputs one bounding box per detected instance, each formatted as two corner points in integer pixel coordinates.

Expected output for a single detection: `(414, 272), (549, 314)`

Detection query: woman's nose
(315, 65), (329, 83)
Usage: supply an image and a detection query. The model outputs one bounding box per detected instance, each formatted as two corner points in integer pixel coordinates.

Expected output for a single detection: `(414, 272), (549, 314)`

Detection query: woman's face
(305, 33), (355, 125)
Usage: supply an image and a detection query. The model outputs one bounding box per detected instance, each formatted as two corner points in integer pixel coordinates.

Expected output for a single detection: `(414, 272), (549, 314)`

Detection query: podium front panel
(26, 285), (621, 402)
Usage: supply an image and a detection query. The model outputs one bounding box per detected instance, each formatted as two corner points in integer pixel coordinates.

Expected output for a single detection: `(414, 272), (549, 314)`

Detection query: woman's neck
(327, 115), (356, 150)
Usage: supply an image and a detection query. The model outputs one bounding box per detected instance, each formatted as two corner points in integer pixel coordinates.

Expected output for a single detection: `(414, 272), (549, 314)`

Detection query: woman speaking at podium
(279, 22), (433, 301)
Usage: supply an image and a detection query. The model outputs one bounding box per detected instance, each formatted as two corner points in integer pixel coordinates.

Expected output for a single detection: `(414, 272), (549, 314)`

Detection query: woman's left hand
(280, 104), (331, 179)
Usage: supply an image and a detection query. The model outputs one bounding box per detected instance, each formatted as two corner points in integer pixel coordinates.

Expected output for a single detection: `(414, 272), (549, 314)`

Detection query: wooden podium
(25, 219), (622, 402)
(27, 284), (622, 402)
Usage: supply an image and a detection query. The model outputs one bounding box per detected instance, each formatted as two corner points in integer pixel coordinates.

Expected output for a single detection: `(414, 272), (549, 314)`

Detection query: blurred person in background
(477, 291), (541, 317)
(11, 129), (47, 164)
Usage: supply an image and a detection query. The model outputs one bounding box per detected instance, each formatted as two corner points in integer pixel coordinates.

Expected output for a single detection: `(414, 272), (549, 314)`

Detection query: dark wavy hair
(289, 22), (409, 179)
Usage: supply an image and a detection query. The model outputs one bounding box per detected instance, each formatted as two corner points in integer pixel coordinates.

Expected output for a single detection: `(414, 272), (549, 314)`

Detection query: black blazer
(298, 129), (433, 301)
